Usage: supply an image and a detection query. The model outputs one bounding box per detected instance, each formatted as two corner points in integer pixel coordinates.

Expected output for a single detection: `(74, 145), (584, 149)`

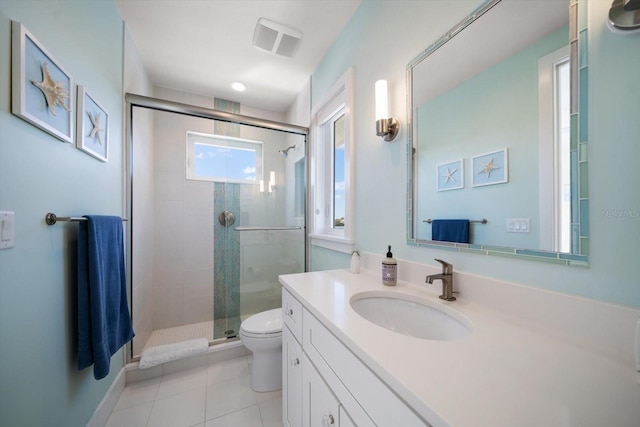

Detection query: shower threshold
(135, 316), (246, 359)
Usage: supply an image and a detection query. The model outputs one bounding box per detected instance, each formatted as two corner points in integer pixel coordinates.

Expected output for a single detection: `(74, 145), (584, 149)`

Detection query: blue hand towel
(77, 215), (134, 380)
(432, 219), (470, 244)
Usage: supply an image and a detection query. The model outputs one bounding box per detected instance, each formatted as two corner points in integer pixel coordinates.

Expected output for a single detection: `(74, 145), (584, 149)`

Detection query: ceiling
(115, 0), (362, 113)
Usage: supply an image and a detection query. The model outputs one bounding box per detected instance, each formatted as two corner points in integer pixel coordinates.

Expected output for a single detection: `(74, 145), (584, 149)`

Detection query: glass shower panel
(216, 126), (306, 339)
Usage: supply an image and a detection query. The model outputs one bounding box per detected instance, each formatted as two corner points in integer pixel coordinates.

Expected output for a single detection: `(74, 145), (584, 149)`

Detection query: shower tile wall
(152, 109), (215, 330)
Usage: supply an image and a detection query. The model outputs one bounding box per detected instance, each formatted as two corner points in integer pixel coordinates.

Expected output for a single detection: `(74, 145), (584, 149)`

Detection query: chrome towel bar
(423, 218), (487, 224)
(45, 213), (128, 225)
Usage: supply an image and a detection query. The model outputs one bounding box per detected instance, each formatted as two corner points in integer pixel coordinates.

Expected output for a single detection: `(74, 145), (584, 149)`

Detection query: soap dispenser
(350, 250), (360, 274)
(382, 245), (397, 286)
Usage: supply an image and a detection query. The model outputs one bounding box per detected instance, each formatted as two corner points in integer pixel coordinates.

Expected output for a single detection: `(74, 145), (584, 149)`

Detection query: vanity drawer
(303, 308), (430, 427)
(282, 288), (303, 343)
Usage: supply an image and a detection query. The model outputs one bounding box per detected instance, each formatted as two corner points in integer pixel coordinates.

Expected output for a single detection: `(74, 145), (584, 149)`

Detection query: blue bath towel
(432, 219), (470, 244)
(77, 215), (134, 380)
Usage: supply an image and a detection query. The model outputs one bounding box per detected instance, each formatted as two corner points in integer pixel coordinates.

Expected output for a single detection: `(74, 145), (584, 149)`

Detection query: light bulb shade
(375, 80), (388, 121)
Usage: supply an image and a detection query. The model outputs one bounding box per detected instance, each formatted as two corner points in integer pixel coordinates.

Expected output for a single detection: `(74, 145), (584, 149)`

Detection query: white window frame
(538, 46), (570, 252)
(309, 68), (354, 253)
(186, 131), (263, 184)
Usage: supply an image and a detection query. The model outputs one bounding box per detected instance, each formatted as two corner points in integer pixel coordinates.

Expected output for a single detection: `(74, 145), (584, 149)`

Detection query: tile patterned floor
(106, 355), (282, 427)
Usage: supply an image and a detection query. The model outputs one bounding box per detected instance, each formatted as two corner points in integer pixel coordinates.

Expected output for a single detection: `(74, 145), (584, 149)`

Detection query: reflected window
(556, 59), (571, 252)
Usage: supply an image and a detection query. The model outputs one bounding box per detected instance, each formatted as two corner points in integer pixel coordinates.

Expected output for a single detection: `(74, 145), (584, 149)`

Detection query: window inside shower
(127, 99), (307, 360)
(186, 131), (263, 183)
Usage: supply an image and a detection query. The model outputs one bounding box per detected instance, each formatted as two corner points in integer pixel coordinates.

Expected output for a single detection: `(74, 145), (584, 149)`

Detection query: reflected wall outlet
(506, 218), (530, 233)
(0, 211), (15, 249)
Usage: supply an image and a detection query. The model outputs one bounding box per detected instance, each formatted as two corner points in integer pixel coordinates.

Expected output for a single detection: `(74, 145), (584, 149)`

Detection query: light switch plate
(0, 211), (15, 249)
(506, 218), (530, 233)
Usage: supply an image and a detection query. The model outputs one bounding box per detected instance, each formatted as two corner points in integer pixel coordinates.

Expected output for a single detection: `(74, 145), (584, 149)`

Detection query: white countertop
(280, 268), (640, 427)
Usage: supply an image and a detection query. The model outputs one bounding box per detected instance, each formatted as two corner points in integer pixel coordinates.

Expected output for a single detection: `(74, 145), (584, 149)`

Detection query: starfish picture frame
(436, 159), (464, 191)
(472, 148), (509, 187)
(11, 21), (74, 143)
(76, 86), (109, 162)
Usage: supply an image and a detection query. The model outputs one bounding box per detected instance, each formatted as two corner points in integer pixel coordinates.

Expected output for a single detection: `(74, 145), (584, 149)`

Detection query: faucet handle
(434, 258), (453, 274)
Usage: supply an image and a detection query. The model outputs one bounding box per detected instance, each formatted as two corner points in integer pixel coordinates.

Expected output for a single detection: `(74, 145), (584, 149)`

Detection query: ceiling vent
(253, 18), (302, 58)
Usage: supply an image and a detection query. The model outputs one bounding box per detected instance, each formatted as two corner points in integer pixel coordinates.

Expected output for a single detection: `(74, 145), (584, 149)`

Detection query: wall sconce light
(375, 79), (399, 142)
(608, 0), (640, 33)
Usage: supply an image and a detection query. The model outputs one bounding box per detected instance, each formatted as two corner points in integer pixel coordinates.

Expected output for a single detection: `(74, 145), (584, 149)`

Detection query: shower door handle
(218, 211), (235, 227)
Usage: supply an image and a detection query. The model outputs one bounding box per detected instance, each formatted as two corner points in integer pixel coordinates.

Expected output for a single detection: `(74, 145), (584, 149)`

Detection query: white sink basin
(350, 291), (473, 341)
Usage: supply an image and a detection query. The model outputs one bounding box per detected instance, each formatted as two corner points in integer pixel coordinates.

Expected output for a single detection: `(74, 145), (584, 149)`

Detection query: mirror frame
(406, 0), (589, 266)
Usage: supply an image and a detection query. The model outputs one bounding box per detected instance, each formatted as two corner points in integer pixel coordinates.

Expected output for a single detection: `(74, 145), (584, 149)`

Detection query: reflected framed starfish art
(472, 148), (509, 187)
(436, 159), (464, 192)
(76, 86), (108, 162)
(11, 21), (73, 143)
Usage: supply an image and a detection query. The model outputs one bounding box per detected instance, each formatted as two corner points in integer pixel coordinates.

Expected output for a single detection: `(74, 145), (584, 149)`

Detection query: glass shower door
(211, 125), (306, 340)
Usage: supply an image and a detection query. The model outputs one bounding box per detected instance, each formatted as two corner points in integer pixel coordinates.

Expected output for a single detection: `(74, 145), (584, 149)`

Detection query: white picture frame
(76, 86), (109, 162)
(436, 159), (464, 191)
(11, 21), (74, 143)
(472, 148), (509, 187)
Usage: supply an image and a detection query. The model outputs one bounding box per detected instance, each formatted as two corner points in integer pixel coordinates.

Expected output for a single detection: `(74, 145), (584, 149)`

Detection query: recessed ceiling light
(231, 82), (246, 92)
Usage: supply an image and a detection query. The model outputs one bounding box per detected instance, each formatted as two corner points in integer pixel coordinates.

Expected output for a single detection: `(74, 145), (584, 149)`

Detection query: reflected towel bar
(45, 213), (128, 225)
(423, 219), (487, 224)
(234, 226), (302, 231)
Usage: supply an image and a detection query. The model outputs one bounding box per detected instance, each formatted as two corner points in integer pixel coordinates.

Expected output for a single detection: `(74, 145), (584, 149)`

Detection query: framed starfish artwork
(11, 21), (73, 143)
(76, 86), (108, 162)
(472, 148), (508, 187)
(436, 159), (464, 191)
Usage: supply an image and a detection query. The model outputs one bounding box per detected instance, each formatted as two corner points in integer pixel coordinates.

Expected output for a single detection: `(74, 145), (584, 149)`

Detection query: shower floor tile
(141, 321), (214, 354)
(140, 317), (245, 355)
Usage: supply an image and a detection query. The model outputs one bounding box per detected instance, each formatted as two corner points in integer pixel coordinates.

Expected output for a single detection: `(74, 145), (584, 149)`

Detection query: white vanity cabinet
(302, 354), (341, 426)
(283, 325), (302, 427)
(283, 289), (304, 427)
(282, 288), (430, 427)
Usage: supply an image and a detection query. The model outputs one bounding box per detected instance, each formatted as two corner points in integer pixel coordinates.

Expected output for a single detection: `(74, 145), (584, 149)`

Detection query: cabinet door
(283, 325), (303, 427)
(302, 354), (340, 427)
(339, 406), (356, 427)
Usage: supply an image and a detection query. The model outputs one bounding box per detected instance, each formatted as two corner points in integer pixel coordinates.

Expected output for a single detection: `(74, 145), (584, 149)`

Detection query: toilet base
(249, 348), (282, 392)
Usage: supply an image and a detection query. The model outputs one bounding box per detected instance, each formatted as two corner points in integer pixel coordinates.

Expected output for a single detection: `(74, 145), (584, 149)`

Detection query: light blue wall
(310, 0), (640, 309)
(0, 1), (125, 425)
(416, 28), (568, 247)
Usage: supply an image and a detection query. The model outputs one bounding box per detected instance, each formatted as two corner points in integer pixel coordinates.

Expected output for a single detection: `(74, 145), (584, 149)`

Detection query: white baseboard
(85, 368), (126, 427)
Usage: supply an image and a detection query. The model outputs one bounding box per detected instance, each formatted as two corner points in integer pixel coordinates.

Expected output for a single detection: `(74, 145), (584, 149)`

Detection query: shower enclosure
(125, 94), (307, 359)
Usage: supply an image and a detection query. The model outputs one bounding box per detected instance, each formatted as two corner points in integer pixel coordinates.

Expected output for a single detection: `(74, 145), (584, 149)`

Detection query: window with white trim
(309, 69), (354, 253)
(186, 131), (263, 183)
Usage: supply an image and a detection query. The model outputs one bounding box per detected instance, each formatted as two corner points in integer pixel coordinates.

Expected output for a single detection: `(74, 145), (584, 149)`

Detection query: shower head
(278, 145), (296, 158)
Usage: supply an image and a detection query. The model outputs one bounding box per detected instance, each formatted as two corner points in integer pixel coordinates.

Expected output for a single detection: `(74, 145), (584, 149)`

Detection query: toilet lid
(241, 308), (282, 335)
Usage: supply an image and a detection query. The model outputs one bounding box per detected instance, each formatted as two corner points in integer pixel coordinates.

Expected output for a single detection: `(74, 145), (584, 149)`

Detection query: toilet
(239, 308), (283, 392)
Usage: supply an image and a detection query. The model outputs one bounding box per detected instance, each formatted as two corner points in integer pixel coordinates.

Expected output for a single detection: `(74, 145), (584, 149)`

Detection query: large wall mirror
(407, 0), (589, 266)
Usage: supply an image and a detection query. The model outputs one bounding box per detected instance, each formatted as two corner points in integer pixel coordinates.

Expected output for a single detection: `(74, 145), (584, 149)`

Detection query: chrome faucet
(425, 259), (456, 301)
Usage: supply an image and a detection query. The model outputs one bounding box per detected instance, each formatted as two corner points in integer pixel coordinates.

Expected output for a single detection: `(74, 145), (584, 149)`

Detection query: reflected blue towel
(432, 219), (469, 243)
(77, 215), (134, 380)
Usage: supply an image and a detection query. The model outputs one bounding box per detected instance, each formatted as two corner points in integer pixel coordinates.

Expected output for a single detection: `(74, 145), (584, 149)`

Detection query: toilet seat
(240, 308), (282, 338)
